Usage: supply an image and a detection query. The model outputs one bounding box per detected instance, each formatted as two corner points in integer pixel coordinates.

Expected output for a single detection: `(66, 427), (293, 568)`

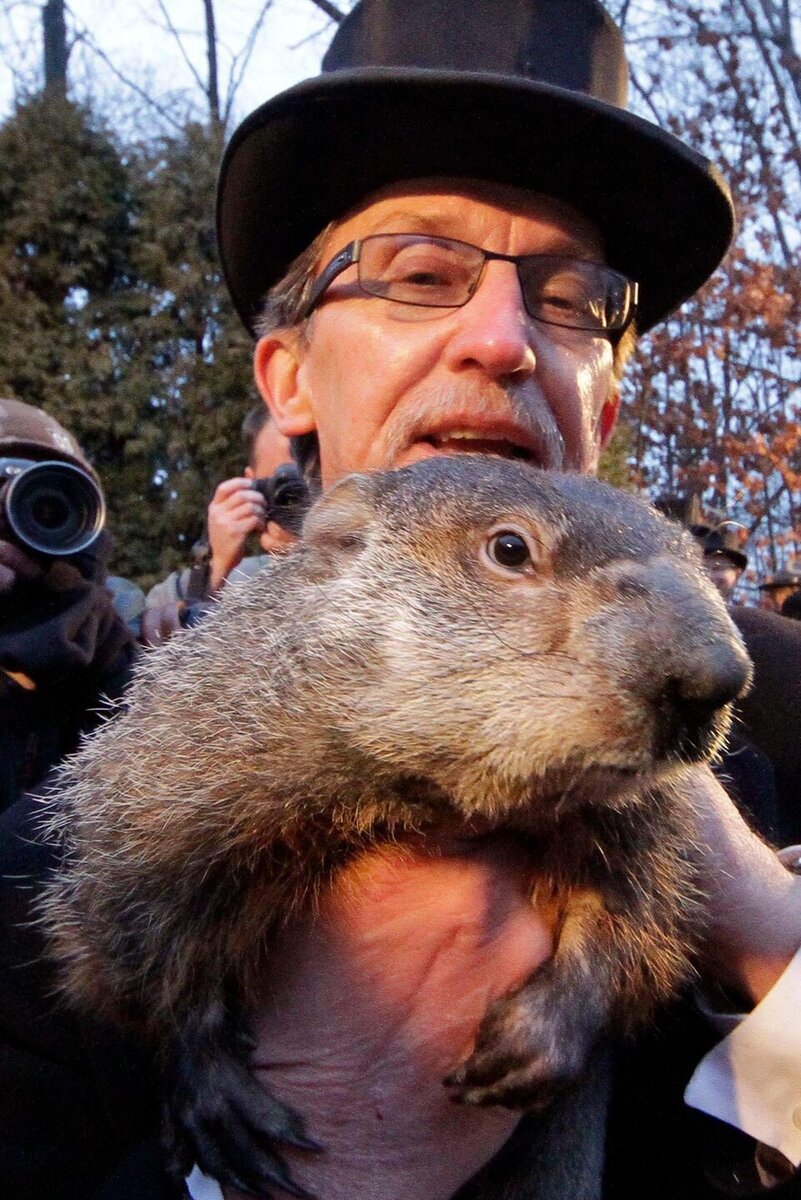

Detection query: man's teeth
(430, 432), (531, 460)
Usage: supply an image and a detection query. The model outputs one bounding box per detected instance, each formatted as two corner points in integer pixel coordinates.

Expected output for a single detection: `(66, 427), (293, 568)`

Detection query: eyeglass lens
(354, 234), (634, 332)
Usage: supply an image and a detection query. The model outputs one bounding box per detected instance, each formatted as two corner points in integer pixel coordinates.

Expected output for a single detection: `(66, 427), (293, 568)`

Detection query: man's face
(243, 420), (294, 554)
(244, 420), (293, 481)
(704, 554), (742, 602)
(256, 180), (620, 488)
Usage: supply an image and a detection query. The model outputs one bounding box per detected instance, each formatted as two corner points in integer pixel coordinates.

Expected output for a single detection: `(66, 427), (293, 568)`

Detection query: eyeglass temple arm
(299, 241), (361, 319)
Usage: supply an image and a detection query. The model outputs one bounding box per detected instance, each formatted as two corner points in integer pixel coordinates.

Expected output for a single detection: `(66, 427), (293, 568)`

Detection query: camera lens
(4, 461), (105, 555)
(29, 491), (72, 531)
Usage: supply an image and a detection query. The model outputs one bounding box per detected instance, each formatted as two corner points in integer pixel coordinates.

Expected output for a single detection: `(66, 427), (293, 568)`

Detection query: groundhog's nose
(657, 642), (752, 762)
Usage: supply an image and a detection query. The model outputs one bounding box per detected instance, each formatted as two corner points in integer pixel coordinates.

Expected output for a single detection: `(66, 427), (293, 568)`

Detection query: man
(145, 407), (293, 609)
(696, 521), (748, 604)
(200, 0), (800, 1196)
(758, 568), (801, 613)
(0, 398), (137, 811)
(730, 601), (801, 844)
(782, 591), (801, 620)
(141, 407), (293, 644)
(2, 2), (800, 1199)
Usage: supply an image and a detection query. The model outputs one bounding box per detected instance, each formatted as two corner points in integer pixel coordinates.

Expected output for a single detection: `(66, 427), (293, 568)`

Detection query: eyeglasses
(299, 233), (638, 335)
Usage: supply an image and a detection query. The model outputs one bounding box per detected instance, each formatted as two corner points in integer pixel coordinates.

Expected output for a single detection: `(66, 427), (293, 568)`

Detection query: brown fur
(39, 456), (752, 1194)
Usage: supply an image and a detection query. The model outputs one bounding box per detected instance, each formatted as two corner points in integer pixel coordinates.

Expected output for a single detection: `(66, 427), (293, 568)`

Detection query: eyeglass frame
(297, 232), (639, 336)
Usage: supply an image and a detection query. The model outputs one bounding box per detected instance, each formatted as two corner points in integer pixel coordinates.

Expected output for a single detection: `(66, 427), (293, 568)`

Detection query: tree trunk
(202, 0), (221, 131)
(42, 0), (68, 98)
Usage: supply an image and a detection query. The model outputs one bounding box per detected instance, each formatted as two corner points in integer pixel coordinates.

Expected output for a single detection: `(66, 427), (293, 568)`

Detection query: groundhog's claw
(444, 974), (600, 1109)
(166, 1007), (321, 1198)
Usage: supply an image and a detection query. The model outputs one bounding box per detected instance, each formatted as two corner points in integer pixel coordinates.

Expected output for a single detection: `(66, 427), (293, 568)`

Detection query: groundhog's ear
(302, 476), (375, 562)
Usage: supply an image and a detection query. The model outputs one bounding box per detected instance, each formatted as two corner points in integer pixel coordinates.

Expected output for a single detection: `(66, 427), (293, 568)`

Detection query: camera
(249, 463), (309, 535)
(0, 457), (106, 556)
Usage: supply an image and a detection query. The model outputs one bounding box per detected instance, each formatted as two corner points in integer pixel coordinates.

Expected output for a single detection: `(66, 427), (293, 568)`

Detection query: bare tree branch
(69, 26), (187, 132)
(202, 0), (220, 127)
(153, 0), (207, 97)
(307, 0), (345, 23)
(223, 0), (275, 128)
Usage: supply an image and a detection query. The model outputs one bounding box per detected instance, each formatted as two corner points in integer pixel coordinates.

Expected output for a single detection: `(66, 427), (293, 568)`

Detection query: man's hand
(231, 833), (554, 1200)
(0, 538), (43, 596)
(682, 766), (801, 1005)
(207, 478), (268, 592)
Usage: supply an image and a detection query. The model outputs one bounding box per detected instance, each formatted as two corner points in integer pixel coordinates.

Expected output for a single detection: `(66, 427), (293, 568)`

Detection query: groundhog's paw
(166, 1022), (321, 1197)
(443, 987), (590, 1109)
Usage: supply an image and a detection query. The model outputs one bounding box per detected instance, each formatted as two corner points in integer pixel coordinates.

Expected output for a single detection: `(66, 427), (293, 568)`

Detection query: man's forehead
(321, 177), (606, 259)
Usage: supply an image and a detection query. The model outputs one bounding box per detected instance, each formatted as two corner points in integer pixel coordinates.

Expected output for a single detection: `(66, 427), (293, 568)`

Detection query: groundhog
(40, 455), (752, 1199)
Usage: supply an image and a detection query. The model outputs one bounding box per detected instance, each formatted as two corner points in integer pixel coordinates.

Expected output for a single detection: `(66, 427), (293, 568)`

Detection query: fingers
(209, 479), (268, 535)
(0, 538), (44, 595)
(140, 602), (185, 648)
(678, 765), (801, 1002)
(777, 845), (801, 873)
(207, 479), (268, 588)
(242, 836), (555, 1200)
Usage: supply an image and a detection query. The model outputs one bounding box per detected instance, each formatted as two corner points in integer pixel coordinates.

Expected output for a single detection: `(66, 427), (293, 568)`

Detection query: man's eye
(387, 254), (463, 288)
(540, 276), (590, 313)
(399, 267), (451, 287)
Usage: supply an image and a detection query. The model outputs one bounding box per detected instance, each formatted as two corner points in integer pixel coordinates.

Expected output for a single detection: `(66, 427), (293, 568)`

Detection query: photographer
(0, 398), (137, 811)
(148, 407), (293, 601)
(141, 408), (299, 646)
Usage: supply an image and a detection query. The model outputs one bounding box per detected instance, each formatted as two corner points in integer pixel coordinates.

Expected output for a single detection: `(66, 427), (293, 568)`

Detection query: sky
(0, 0), (341, 130)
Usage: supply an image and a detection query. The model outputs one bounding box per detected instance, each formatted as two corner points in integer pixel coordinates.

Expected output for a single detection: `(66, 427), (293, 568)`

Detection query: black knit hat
(217, 0), (734, 337)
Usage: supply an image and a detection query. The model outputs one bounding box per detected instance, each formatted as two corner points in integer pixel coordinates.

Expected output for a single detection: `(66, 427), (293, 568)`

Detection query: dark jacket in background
(0, 532), (136, 811)
(731, 606), (801, 845)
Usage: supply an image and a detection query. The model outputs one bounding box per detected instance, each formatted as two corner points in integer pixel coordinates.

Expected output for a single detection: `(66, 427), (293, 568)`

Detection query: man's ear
(254, 332), (315, 436)
(598, 390), (620, 449)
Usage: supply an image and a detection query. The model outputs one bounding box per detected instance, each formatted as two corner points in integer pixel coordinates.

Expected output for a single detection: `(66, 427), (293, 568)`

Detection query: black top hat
(218, 0), (734, 338)
(654, 492), (704, 528)
(702, 523), (748, 571)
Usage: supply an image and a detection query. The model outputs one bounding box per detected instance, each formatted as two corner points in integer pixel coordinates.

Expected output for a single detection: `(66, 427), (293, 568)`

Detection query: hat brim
(705, 549), (748, 571)
(218, 67), (734, 336)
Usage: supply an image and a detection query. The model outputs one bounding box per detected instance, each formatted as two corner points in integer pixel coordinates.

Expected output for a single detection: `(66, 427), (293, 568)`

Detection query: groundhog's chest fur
(41, 455), (751, 1198)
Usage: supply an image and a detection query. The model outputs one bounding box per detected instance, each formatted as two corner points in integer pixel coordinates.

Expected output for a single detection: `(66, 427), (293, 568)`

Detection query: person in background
(0, 397), (137, 812)
(141, 408), (293, 646)
(781, 590), (801, 620)
(697, 521), (748, 604)
(758, 568), (801, 613)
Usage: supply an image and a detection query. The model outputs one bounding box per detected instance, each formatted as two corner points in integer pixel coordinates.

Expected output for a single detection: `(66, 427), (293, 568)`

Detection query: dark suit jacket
(0, 791), (174, 1199)
(731, 606), (801, 845)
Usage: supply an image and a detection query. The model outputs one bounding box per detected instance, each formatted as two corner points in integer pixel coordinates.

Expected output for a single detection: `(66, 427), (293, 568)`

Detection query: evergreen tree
(124, 121), (255, 586)
(0, 94), (167, 585)
(0, 100), (255, 587)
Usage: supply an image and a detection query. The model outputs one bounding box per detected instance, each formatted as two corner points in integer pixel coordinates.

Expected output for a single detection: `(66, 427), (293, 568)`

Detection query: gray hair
(252, 225), (336, 489)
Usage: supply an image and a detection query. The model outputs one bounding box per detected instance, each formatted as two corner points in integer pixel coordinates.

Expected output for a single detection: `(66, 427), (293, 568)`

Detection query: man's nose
(444, 262), (536, 379)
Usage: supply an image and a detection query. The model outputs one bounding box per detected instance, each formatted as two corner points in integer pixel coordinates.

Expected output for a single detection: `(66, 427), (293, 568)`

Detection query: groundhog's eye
(484, 528), (537, 576)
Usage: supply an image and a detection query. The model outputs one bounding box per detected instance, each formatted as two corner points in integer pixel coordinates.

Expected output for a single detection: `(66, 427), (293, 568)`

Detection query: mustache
(382, 381), (567, 469)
